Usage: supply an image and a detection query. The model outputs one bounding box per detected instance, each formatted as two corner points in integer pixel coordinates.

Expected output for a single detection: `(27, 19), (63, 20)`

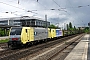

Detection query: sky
(0, 0), (90, 28)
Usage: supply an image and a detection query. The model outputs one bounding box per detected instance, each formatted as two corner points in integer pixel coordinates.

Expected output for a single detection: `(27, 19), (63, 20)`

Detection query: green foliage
(85, 27), (89, 30)
(84, 27), (89, 33)
(68, 22), (74, 32)
(74, 26), (76, 30)
(85, 29), (89, 33)
(69, 22), (72, 28)
(0, 39), (9, 43)
(0, 28), (4, 36)
(67, 22), (78, 34)
(0, 28), (10, 36)
(49, 24), (59, 29)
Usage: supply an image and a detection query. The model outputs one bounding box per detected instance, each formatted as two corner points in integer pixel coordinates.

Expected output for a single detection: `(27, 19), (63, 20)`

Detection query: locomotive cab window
(10, 28), (22, 35)
(26, 29), (27, 33)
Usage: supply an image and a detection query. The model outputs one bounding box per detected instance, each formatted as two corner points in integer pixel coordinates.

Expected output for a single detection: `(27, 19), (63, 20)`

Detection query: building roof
(0, 16), (44, 21)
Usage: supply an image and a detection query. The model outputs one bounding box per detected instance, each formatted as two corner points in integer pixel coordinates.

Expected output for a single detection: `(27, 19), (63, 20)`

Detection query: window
(34, 32), (37, 36)
(26, 29), (27, 33)
(14, 20), (20, 22)
(10, 28), (22, 35)
(0, 20), (8, 25)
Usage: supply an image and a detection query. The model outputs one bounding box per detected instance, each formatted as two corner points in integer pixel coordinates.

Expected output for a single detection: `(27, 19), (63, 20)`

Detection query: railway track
(26, 34), (84, 60)
(47, 35), (82, 60)
(0, 43), (7, 47)
(0, 34), (84, 60)
(0, 43), (8, 51)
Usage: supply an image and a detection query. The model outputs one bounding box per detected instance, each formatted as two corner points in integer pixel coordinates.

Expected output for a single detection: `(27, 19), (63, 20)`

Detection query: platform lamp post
(88, 22), (90, 33)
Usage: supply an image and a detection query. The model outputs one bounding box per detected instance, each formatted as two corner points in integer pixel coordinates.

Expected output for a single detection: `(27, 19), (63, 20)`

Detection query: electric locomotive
(8, 27), (63, 48)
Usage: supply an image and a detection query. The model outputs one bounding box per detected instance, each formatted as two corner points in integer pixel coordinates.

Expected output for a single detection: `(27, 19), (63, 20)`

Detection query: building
(78, 27), (85, 30)
(0, 16), (50, 27)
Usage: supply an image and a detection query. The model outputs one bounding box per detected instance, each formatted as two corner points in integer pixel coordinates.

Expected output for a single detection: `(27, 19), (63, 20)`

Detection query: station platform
(64, 34), (90, 60)
(0, 36), (9, 40)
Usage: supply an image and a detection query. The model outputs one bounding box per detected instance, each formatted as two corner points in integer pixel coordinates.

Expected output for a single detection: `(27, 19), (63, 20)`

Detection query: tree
(68, 22), (74, 34)
(84, 27), (89, 33)
(74, 26), (76, 30)
(49, 24), (58, 29)
(0, 28), (4, 36)
(69, 22), (72, 28)
(73, 26), (76, 34)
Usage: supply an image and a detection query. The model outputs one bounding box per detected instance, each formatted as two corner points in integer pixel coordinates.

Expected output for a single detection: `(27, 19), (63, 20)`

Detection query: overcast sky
(0, 0), (90, 28)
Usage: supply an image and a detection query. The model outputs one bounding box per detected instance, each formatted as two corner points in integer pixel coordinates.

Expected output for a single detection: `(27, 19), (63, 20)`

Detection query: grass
(0, 39), (9, 43)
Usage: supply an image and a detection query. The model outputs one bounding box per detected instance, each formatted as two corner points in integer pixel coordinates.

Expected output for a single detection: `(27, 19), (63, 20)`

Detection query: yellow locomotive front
(8, 27), (34, 48)
(8, 27), (23, 48)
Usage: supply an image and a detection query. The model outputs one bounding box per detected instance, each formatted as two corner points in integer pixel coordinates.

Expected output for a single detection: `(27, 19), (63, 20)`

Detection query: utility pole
(45, 15), (48, 28)
(45, 14), (48, 41)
